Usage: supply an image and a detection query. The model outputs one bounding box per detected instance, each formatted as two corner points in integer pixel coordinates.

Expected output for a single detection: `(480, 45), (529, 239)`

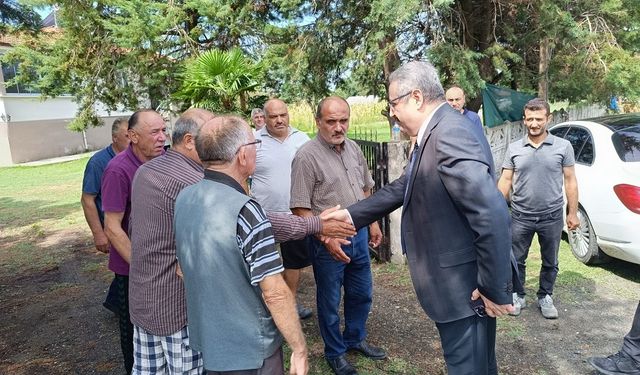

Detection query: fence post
(386, 140), (409, 264)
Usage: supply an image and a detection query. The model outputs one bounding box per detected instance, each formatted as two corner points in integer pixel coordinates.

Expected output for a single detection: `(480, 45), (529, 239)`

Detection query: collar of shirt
(523, 131), (554, 147)
(165, 149), (204, 173)
(415, 102), (447, 148)
(203, 169), (245, 194)
(315, 133), (346, 153)
(125, 143), (144, 167)
(258, 126), (298, 142)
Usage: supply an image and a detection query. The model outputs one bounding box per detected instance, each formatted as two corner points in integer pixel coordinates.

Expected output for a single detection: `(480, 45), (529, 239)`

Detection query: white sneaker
(538, 295), (558, 319)
(509, 293), (526, 316)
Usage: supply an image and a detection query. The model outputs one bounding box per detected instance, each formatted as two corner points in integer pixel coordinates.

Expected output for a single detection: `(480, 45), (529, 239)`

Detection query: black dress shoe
(348, 341), (387, 360)
(326, 355), (358, 375)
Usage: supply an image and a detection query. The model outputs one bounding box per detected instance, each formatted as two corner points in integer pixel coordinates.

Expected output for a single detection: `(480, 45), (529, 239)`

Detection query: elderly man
(498, 98), (579, 319)
(334, 62), (515, 374)
(252, 98), (313, 319)
(128, 109), (214, 374)
(174, 116), (308, 374)
(251, 108), (266, 131)
(102, 109), (167, 374)
(81, 117), (129, 313)
(290, 96), (385, 375)
(445, 85), (483, 130)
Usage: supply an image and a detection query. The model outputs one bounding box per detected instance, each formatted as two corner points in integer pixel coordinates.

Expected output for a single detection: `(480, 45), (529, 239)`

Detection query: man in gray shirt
(498, 98), (579, 319)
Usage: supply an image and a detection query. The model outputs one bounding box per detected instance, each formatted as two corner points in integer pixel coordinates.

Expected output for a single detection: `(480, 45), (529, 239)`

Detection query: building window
(2, 62), (41, 94)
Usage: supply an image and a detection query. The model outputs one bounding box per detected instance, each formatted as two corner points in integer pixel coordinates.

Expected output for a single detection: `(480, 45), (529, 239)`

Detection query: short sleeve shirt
(204, 170), (284, 285)
(290, 136), (374, 215)
(101, 145), (144, 275)
(252, 127), (310, 213)
(81, 145), (116, 224)
(502, 133), (575, 215)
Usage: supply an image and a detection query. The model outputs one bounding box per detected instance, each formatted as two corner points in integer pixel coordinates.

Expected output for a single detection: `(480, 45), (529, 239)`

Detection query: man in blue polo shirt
(498, 98), (579, 319)
(445, 85), (483, 130)
(81, 117), (129, 313)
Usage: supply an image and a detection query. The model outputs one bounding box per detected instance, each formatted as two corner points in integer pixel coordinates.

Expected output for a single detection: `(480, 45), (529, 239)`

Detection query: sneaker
(538, 295), (558, 319)
(509, 293), (526, 316)
(297, 304), (313, 320)
(588, 351), (640, 375)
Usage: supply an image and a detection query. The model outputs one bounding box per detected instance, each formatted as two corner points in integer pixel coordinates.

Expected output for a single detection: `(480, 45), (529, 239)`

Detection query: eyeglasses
(388, 91), (412, 108)
(237, 139), (262, 153)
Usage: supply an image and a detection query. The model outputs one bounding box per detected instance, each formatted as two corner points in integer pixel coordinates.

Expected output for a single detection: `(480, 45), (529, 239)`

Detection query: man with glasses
(102, 109), (167, 374)
(252, 98), (314, 320)
(331, 62), (514, 374)
(174, 116), (308, 374)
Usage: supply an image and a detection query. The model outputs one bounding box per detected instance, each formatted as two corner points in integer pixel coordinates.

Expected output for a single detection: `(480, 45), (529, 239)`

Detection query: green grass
(0, 157), (89, 274)
(523, 238), (640, 301)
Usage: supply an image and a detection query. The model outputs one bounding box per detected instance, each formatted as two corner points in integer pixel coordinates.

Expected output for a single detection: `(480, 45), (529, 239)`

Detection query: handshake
(317, 206), (382, 264)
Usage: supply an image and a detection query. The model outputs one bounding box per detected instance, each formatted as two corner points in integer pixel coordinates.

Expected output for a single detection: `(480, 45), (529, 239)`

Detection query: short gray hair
(195, 116), (250, 166)
(388, 61), (445, 104)
(251, 108), (263, 117)
(111, 118), (128, 135)
(172, 117), (199, 146)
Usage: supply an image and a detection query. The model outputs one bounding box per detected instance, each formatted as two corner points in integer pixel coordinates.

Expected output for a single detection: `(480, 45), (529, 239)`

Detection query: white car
(549, 114), (640, 265)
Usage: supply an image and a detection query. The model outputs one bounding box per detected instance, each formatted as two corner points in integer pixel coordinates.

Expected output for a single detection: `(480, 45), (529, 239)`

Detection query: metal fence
(353, 139), (391, 262)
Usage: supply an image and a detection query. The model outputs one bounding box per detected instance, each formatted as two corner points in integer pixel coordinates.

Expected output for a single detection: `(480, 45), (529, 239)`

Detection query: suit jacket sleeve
(347, 172), (405, 230)
(436, 123), (513, 305)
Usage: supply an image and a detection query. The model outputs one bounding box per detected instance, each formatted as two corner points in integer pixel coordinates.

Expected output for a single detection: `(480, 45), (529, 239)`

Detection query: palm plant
(173, 48), (262, 113)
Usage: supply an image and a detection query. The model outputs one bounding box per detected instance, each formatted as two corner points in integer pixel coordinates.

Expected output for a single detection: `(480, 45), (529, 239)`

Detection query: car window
(564, 127), (591, 164)
(550, 126), (569, 138)
(612, 125), (640, 162)
(577, 135), (594, 164)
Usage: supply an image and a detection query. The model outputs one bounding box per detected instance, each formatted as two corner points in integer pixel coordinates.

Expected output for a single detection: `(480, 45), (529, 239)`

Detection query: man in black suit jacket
(335, 61), (515, 374)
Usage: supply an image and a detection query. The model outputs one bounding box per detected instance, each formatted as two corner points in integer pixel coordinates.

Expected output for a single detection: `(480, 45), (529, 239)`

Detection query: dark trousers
(436, 315), (497, 375)
(206, 347), (284, 375)
(622, 301), (640, 363)
(103, 275), (119, 313)
(310, 228), (373, 359)
(511, 208), (563, 298)
(115, 273), (133, 374)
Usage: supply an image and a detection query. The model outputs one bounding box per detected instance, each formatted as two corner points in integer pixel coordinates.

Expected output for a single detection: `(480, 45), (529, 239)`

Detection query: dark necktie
(404, 143), (420, 200)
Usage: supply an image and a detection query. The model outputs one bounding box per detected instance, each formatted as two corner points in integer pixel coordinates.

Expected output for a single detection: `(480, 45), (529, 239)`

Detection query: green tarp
(481, 84), (536, 128)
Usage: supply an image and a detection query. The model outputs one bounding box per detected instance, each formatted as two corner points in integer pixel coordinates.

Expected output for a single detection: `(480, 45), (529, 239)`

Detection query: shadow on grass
(591, 258), (640, 284)
(0, 197), (80, 231)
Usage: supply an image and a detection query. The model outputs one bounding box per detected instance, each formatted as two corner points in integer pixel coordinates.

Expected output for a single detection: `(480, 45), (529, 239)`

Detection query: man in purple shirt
(81, 118), (129, 314)
(102, 109), (167, 374)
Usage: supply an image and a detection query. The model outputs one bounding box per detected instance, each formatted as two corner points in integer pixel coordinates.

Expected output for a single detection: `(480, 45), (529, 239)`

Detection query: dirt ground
(1, 229), (639, 375)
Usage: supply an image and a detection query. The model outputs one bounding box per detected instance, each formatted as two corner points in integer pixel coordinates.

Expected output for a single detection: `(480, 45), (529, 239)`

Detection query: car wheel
(567, 207), (610, 264)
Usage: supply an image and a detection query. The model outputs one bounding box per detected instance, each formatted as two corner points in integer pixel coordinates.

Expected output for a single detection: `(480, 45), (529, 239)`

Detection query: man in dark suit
(332, 61), (515, 374)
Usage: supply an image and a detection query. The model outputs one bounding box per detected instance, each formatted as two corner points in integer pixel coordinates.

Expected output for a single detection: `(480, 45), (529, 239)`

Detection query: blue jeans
(310, 228), (373, 359)
(511, 208), (563, 299)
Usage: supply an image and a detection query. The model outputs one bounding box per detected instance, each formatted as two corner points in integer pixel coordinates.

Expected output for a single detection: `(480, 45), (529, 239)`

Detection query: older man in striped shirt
(129, 110), (355, 374)
(175, 116), (309, 374)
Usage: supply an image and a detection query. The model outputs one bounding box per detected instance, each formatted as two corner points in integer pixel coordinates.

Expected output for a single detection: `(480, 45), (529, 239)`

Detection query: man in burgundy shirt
(102, 109), (167, 374)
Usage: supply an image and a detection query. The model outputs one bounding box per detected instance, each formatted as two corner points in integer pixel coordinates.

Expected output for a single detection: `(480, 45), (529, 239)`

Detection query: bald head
(196, 116), (252, 167)
(263, 98), (290, 139)
(172, 109), (215, 146)
(445, 86), (466, 113)
(181, 108), (216, 124)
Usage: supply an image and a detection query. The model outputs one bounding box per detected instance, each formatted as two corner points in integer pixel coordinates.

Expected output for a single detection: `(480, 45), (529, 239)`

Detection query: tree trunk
(460, 0), (496, 112)
(538, 37), (552, 101)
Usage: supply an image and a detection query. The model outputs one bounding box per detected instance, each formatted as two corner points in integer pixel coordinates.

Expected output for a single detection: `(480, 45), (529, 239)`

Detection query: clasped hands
(318, 207), (382, 264)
